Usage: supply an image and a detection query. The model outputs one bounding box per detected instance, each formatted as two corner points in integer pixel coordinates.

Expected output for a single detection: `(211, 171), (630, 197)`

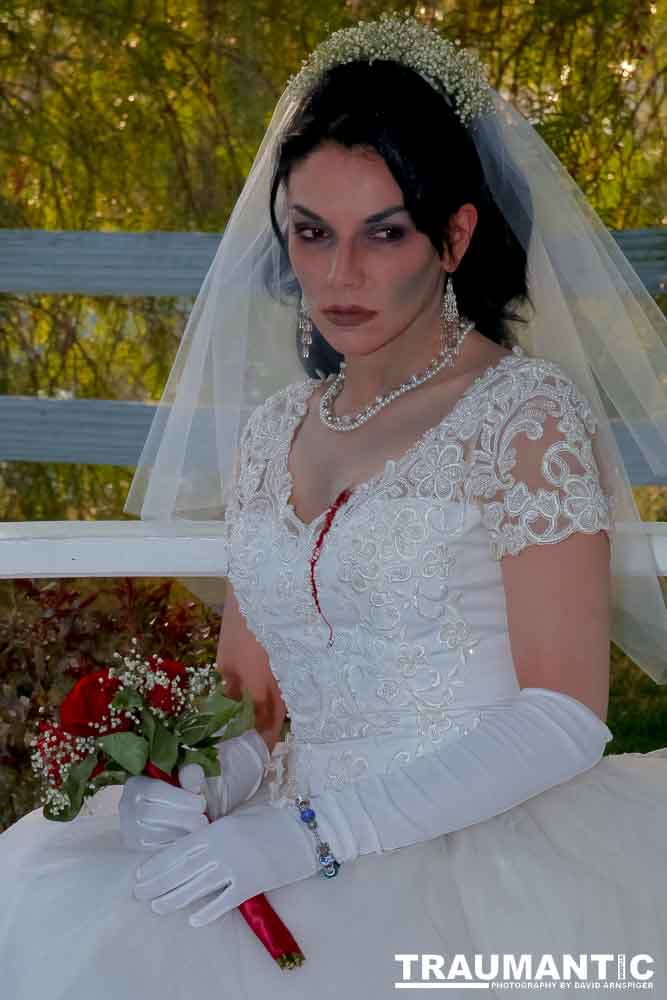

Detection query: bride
(2, 15), (667, 998)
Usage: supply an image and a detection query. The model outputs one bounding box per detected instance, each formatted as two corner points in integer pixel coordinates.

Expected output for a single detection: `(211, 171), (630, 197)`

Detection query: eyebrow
(289, 203), (408, 225)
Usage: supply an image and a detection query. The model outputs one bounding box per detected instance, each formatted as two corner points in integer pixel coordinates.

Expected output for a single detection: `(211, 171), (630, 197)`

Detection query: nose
(326, 238), (363, 289)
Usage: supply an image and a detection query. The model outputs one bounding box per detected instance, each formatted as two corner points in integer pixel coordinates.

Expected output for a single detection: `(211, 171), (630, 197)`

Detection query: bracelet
(295, 795), (341, 878)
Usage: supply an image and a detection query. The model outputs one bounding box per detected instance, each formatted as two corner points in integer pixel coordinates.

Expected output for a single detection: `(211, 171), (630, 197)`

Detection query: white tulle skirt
(2, 749), (667, 999)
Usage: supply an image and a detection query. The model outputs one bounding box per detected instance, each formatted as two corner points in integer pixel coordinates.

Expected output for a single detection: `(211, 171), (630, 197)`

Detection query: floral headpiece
(286, 13), (496, 126)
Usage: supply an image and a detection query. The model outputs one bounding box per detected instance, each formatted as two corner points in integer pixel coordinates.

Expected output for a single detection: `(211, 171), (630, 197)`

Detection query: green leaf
(90, 769), (128, 790)
(105, 759), (127, 772)
(97, 732), (149, 775)
(141, 708), (156, 753)
(178, 713), (226, 745)
(181, 747), (221, 778)
(196, 687), (244, 725)
(216, 688), (255, 741)
(174, 710), (200, 736)
(150, 717), (179, 774)
(44, 754), (99, 822)
(186, 735), (224, 750)
(111, 687), (144, 711)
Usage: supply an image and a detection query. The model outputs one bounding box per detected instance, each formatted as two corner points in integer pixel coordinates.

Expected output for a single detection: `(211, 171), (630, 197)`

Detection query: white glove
(118, 728), (270, 851)
(310, 686), (613, 861)
(133, 800), (319, 927)
(132, 687), (611, 923)
(119, 775), (210, 851)
(180, 728), (271, 821)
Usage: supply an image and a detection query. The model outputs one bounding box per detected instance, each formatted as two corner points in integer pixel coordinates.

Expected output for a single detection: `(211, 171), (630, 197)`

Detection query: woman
(2, 16), (667, 998)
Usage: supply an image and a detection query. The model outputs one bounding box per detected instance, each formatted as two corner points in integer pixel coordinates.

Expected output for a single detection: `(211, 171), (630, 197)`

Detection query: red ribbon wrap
(144, 761), (305, 969)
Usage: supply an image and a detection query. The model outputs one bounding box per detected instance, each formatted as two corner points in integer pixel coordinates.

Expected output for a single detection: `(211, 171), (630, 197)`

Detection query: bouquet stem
(144, 762), (305, 970)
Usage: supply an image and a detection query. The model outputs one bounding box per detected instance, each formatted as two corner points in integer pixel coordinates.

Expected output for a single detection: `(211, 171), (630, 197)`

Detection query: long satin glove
(119, 729), (270, 851)
(132, 687), (612, 925)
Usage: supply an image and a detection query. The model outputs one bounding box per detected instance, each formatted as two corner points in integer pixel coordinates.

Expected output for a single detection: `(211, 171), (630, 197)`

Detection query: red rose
(146, 656), (189, 716)
(59, 668), (129, 737)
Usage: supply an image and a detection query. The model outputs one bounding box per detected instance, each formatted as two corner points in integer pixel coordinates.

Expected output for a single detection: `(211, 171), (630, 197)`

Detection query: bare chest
(286, 370), (489, 526)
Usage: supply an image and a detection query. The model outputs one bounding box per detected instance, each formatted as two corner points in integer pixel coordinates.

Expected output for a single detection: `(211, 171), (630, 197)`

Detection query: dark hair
(268, 59), (533, 378)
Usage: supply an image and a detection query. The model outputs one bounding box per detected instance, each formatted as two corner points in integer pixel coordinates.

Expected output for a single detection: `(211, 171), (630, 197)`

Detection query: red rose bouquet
(30, 639), (305, 970)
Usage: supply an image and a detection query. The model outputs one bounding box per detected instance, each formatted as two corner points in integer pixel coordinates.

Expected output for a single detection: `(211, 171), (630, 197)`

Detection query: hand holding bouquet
(30, 639), (305, 970)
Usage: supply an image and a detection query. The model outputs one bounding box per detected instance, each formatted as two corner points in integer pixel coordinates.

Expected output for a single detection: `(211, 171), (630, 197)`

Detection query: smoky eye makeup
(288, 202), (411, 226)
(289, 212), (411, 242)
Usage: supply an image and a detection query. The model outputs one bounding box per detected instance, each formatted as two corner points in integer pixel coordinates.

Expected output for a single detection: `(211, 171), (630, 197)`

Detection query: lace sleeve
(476, 362), (616, 560)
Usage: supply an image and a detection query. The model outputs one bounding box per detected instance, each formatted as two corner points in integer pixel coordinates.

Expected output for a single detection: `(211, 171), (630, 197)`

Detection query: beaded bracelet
(295, 795), (341, 878)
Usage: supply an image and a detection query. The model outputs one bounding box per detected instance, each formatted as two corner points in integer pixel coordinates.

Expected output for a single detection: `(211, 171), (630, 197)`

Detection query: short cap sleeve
(476, 360), (616, 559)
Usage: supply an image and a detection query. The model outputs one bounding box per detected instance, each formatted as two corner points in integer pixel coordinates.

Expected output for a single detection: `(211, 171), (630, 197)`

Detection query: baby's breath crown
(286, 13), (496, 126)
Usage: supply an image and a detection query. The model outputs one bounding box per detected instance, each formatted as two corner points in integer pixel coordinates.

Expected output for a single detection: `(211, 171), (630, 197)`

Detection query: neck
(335, 303), (474, 412)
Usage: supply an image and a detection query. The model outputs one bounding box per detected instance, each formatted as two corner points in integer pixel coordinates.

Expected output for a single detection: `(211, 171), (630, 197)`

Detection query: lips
(322, 306), (377, 327)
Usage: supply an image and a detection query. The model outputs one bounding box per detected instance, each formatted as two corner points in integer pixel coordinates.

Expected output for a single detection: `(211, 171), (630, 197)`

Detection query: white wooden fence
(0, 228), (665, 581)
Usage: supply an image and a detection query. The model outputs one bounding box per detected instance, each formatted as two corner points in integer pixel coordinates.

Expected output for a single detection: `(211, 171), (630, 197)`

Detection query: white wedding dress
(2, 345), (667, 997)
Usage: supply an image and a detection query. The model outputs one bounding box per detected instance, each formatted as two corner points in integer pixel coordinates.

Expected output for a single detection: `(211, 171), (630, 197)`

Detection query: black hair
(268, 59), (533, 378)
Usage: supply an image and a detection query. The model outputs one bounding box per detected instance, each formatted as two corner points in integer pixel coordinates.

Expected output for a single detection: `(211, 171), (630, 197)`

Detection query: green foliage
(43, 754), (99, 823)
(97, 730), (150, 774)
(607, 645), (667, 755)
(146, 718), (179, 774)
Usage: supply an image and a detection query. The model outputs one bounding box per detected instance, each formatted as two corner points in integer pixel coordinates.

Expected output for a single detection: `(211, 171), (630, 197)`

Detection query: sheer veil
(123, 17), (667, 683)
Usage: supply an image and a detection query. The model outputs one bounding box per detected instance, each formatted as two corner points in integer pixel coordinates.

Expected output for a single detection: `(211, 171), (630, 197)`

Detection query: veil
(123, 18), (667, 683)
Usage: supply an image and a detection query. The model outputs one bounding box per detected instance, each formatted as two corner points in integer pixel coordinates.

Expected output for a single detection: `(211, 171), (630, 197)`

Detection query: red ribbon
(144, 761), (305, 970)
(308, 487), (352, 647)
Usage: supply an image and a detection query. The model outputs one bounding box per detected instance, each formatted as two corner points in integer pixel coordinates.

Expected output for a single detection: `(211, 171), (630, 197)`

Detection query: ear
(440, 203), (479, 272)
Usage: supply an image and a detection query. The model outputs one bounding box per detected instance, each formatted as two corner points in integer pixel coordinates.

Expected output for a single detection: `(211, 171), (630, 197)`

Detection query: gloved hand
(181, 728), (271, 821)
(133, 800), (322, 927)
(118, 728), (271, 851)
(132, 687), (612, 921)
(119, 775), (209, 851)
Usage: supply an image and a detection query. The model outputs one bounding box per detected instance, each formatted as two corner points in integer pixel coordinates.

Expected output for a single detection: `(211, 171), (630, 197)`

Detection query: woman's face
(286, 141), (471, 361)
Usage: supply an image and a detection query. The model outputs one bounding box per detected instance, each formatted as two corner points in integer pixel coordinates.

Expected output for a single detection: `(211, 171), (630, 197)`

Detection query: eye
(294, 225), (329, 241)
(370, 226), (406, 241)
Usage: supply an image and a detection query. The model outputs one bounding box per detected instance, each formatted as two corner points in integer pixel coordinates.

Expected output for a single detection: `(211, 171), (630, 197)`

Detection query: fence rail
(0, 227), (665, 581)
(0, 227), (664, 296)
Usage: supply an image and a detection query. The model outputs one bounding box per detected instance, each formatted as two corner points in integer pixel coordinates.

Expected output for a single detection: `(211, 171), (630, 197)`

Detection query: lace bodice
(224, 345), (615, 802)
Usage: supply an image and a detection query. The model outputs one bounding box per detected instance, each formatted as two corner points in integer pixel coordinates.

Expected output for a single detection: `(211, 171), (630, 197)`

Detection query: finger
(150, 866), (229, 916)
(138, 825), (180, 849)
(135, 856), (213, 904)
(189, 885), (239, 927)
(138, 802), (208, 832)
(134, 841), (209, 896)
(132, 776), (206, 811)
(178, 763), (206, 794)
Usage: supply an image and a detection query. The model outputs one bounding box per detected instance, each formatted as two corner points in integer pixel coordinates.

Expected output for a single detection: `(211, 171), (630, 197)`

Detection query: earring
(298, 296), (313, 359)
(440, 271), (461, 353)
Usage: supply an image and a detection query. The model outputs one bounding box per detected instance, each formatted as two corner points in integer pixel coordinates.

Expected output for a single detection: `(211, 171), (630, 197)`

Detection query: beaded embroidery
(224, 347), (615, 802)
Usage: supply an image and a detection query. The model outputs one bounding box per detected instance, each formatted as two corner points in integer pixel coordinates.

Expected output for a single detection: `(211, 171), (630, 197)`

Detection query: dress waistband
(266, 701), (517, 805)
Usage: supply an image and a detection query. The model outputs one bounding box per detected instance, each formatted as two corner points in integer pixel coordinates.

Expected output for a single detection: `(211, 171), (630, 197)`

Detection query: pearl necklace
(319, 317), (476, 432)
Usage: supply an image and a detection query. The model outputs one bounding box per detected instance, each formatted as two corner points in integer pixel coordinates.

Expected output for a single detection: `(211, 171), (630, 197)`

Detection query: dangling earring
(298, 296), (313, 359)
(440, 271), (461, 354)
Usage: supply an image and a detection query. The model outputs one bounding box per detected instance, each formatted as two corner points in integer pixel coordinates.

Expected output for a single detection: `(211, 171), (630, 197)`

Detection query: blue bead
(299, 807), (316, 823)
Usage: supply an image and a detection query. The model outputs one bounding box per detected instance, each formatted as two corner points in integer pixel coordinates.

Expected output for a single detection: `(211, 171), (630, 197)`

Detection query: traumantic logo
(393, 953), (655, 990)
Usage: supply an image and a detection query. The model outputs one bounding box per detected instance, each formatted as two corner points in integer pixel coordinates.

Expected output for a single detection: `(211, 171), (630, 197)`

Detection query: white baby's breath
(32, 649), (219, 815)
(287, 13), (495, 126)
